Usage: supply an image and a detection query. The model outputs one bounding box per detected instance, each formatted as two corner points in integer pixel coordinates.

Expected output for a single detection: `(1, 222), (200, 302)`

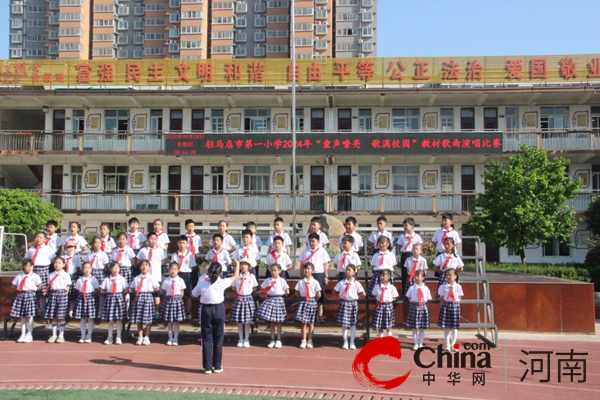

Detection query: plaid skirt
(69, 274), (80, 301)
(372, 302), (395, 330)
(160, 296), (186, 322)
(44, 290), (69, 320)
(255, 296), (287, 323)
(130, 292), (155, 325)
(120, 267), (133, 286)
(10, 291), (37, 318)
(437, 271), (448, 295)
(438, 301), (461, 329)
(406, 302), (430, 329)
(102, 293), (126, 321)
(91, 268), (106, 282)
(33, 266), (49, 293)
(367, 270), (395, 297)
(73, 292), (97, 319)
(229, 295), (256, 324)
(294, 298), (318, 325)
(336, 299), (358, 327)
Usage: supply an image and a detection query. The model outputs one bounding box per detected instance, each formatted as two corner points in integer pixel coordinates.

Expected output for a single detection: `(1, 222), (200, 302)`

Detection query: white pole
(291, 0), (297, 240)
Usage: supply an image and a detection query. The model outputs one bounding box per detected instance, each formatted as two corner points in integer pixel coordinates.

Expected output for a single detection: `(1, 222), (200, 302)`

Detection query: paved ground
(0, 321), (598, 400)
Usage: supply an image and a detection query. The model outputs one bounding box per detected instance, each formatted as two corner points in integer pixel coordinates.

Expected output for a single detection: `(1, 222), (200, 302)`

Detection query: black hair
(446, 268), (457, 277)
(108, 261), (120, 269)
(22, 258), (33, 268)
(441, 213), (454, 221)
(403, 217), (415, 226)
(344, 216), (357, 225)
(100, 223), (111, 231)
(184, 219), (195, 226)
(443, 237), (455, 245)
(414, 269), (426, 279)
(241, 229), (253, 237)
(345, 263), (357, 272)
(81, 261), (91, 269)
(212, 233), (223, 241)
(376, 216), (387, 223)
(91, 236), (102, 245)
(54, 256), (65, 266)
(245, 221), (256, 228)
(342, 235), (355, 244)
(153, 218), (163, 224)
(68, 221), (81, 231)
(169, 261), (180, 270)
(178, 235), (188, 242)
(35, 231), (47, 238)
(310, 216), (322, 224)
(116, 232), (127, 240)
(139, 260), (151, 269)
(380, 269), (391, 278)
(302, 262), (314, 271)
(273, 235), (284, 243)
(274, 217), (284, 223)
(308, 232), (320, 241)
(269, 263), (282, 271)
(46, 220), (58, 228)
(208, 261), (222, 284)
(146, 231), (157, 239)
(128, 217), (140, 225)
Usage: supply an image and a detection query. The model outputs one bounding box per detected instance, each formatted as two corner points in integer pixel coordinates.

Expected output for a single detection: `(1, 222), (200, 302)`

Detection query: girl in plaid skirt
(10, 259), (42, 343)
(160, 262), (187, 346)
(437, 269), (464, 352)
(433, 237), (464, 297)
(371, 269), (399, 338)
(231, 258), (258, 348)
(73, 262), (100, 343)
(294, 263), (322, 349)
(405, 270), (432, 350)
(255, 264), (289, 348)
(333, 264), (365, 350)
(44, 257), (72, 343)
(101, 261), (129, 345)
(130, 260), (160, 345)
(367, 236), (397, 297)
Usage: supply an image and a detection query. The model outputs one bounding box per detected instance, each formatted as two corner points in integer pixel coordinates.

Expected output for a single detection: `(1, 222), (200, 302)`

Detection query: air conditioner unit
(358, 39), (363, 43)
(358, 53), (364, 57)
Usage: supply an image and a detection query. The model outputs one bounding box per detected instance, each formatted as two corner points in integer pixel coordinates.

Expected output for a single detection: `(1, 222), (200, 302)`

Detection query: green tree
(584, 196), (600, 236)
(0, 189), (63, 234)
(468, 144), (580, 264)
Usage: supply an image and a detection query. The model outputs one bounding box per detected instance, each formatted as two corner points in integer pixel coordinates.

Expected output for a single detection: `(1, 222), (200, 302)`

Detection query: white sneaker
(350, 342), (357, 350)
(84, 336), (91, 344)
(47, 335), (57, 343)
(115, 337), (122, 345)
(172, 340), (178, 346)
(445, 345), (452, 352)
(142, 336), (151, 345)
(78, 337), (85, 343)
(56, 335), (65, 343)
(267, 340), (276, 348)
(243, 340), (250, 348)
(307, 340), (313, 349)
(17, 334), (26, 343)
(387, 330), (393, 337)
(167, 339), (173, 346)
(299, 340), (307, 349)
(104, 338), (113, 345)
(342, 341), (349, 350)
(236, 339), (243, 348)
(412, 344), (419, 351)
(23, 334), (33, 343)
(274, 340), (282, 348)
(136, 336), (144, 345)
(378, 332), (384, 338)
(418, 344), (424, 348)
(213, 367), (223, 374)
(204, 370), (212, 375)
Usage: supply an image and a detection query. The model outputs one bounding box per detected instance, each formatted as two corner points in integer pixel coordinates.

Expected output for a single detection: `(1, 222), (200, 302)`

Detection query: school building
(0, 54), (599, 264)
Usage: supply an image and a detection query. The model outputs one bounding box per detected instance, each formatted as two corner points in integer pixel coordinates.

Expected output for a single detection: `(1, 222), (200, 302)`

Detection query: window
(592, 165), (600, 192)
(315, 40), (328, 50)
(28, 19), (47, 27)
(244, 166), (270, 193)
(212, 46), (233, 54)
(169, 13), (180, 23)
(267, 1), (289, 7)
(392, 108), (419, 131)
(336, 13), (358, 21)
(105, 110), (129, 133)
(27, 5), (47, 12)
(169, 43), (180, 53)
(118, 5), (129, 15)
(362, 12), (374, 22)
(255, 2), (266, 12)
(103, 166), (129, 193)
(441, 108), (454, 130)
(235, 32), (247, 42)
(10, 34), (22, 44)
(541, 107), (569, 130)
(441, 166), (453, 192)
(92, 48), (114, 56)
(362, 27), (374, 37)
(26, 34), (46, 42)
(145, 4), (167, 11)
(94, 4), (114, 12)
(358, 166), (372, 193)
(461, 108), (475, 130)
(59, 13), (84, 22)
(254, 16), (266, 26)
(235, 17), (247, 27)
(26, 49), (46, 57)
(192, 109), (204, 131)
(71, 166), (83, 193)
(134, 6), (145, 15)
(213, 31), (234, 39)
(181, 26), (203, 34)
(117, 20), (129, 30)
(266, 15), (288, 23)
(133, 49), (143, 58)
(181, 41), (203, 49)
(145, 18), (166, 26)
(170, 0), (181, 7)
(336, 43), (358, 51)
(10, 48), (23, 58)
(315, 24), (327, 35)
(338, 108), (352, 131)
(311, 108), (325, 131)
(359, 109), (371, 131)
(60, 43), (84, 52)
(316, 9), (328, 19)
(255, 31), (266, 41)
(295, 7), (314, 15)
(59, 28), (83, 37)
(255, 46), (267, 56)
(361, 42), (374, 53)
(212, 109), (224, 132)
(392, 166), (419, 193)
(212, 1), (234, 9)
(134, 20), (144, 29)
(93, 19), (114, 27)
(117, 50), (128, 58)
(49, 30), (59, 40)
(72, 109), (85, 133)
(505, 107), (519, 131)
(11, 19), (23, 29)
(543, 238), (570, 257)
(170, 109), (183, 131)
(244, 109), (271, 132)
(267, 30), (288, 38)
(295, 109), (304, 131)
(236, 2), (247, 12)
(11, 3), (23, 14)
(295, 23), (314, 31)
(150, 109), (163, 133)
(149, 166), (161, 191)
(212, 16), (233, 24)
(295, 38), (314, 47)
(134, 35), (144, 44)
(235, 47), (247, 57)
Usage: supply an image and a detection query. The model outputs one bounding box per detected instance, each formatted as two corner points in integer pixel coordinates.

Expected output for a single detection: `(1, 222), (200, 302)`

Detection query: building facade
(8, 0), (377, 60)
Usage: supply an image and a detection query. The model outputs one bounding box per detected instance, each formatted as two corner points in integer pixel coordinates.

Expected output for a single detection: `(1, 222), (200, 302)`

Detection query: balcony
(40, 192), (596, 215)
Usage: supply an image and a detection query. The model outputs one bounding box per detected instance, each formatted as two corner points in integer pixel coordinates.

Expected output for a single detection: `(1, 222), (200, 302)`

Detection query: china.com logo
(352, 337), (492, 390)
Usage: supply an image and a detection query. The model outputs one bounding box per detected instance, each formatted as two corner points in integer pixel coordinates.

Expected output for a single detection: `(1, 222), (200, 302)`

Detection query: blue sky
(2, 0), (599, 58)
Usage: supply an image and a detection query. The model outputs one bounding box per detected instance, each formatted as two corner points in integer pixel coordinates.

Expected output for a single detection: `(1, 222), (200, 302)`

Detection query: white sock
(168, 322), (174, 340)
(419, 329), (425, 346)
(86, 319), (93, 338)
(59, 321), (66, 336)
(342, 327), (348, 342)
(237, 324), (243, 340)
(52, 322), (57, 336)
(21, 318), (27, 337)
(124, 294), (130, 315)
(107, 321), (114, 339)
(444, 329), (450, 346)
(412, 329), (418, 345)
(174, 322), (180, 340)
(80, 319), (86, 338)
(350, 326), (356, 343)
(116, 321), (122, 339)
(387, 330), (392, 336)
(27, 317), (34, 335)
(244, 323), (251, 341)
(451, 329), (458, 346)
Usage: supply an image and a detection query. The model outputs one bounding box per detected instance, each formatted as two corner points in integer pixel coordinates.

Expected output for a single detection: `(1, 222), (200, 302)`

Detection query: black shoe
(213, 367), (223, 373)
(317, 315), (325, 323)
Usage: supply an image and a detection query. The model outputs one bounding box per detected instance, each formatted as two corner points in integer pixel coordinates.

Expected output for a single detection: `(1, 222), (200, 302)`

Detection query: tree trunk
(519, 247), (527, 265)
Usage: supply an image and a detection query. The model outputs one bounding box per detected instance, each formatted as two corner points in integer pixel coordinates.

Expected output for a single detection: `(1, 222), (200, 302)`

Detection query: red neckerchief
(378, 251), (387, 267)
(111, 277), (118, 294)
(375, 284), (387, 310)
(441, 228), (454, 245)
(257, 278), (277, 294)
(128, 232), (137, 248)
(19, 275), (29, 293)
(447, 284), (456, 304)
(46, 273), (60, 294)
(187, 234), (196, 255)
(301, 247), (320, 266)
(171, 278), (176, 298)
(136, 276), (146, 297)
(238, 274), (247, 300)
(212, 247), (223, 262)
(340, 279), (352, 298)
(417, 285), (424, 306)
(403, 234), (413, 252)
(304, 279), (310, 302)
(441, 253), (452, 271)
(31, 245), (41, 263)
(408, 258), (419, 282)
(82, 277), (89, 300)
(116, 249), (124, 262)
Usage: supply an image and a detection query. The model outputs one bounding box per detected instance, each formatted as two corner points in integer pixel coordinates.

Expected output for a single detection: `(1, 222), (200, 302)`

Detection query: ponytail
(208, 261), (222, 284)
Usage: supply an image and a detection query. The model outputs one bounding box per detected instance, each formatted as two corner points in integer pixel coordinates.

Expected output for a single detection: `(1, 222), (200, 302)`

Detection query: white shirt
(232, 246), (260, 267)
(267, 231), (293, 253)
(397, 232), (423, 253)
(299, 246), (331, 274)
(126, 231), (146, 251)
(264, 250), (292, 270)
(372, 282), (399, 303)
(232, 273), (258, 296)
(111, 247), (136, 267)
(209, 233), (236, 252)
(186, 233), (202, 256)
(432, 228), (462, 253)
(406, 283), (432, 304)
(63, 234), (88, 254)
(100, 275), (128, 293)
(171, 251), (197, 273)
(333, 250), (362, 272)
(62, 254), (82, 275)
(47, 270), (72, 291)
(295, 277), (322, 298)
(130, 274), (160, 293)
(252, 234), (263, 251)
(100, 236), (116, 256)
(370, 251), (397, 271)
(334, 278), (365, 301)
(155, 231), (170, 251)
(136, 246), (167, 282)
(206, 247), (232, 270)
(25, 245), (54, 266)
(438, 282), (464, 302)
(368, 230), (394, 250)
(192, 277), (233, 304)
(338, 231), (364, 252)
(304, 230), (329, 247)
(433, 253), (464, 272)
(45, 233), (62, 257)
(75, 276), (100, 293)
(12, 272), (42, 292)
(87, 251), (109, 270)
(404, 256), (428, 274)
(161, 276), (186, 297)
(259, 277), (289, 296)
